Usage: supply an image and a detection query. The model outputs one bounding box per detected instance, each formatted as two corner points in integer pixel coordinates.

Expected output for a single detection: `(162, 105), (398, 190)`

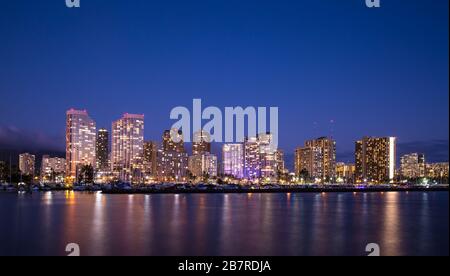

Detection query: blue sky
(0, 0), (448, 163)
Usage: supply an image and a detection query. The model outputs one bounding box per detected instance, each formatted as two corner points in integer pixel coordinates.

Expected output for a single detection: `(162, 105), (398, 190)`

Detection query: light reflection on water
(0, 191), (448, 256)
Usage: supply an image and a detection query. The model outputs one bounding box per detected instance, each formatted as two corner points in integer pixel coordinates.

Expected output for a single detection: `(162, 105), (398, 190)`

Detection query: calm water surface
(0, 191), (448, 256)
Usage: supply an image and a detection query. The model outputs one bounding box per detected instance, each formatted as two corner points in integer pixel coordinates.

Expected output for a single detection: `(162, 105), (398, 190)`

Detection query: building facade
(19, 153), (35, 176)
(192, 130), (211, 155)
(222, 144), (244, 179)
(112, 113), (145, 183)
(335, 162), (355, 183)
(96, 128), (109, 171)
(400, 153), (426, 179)
(143, 141), (158, 179)
(188, 153), (218, 178)
(66, 109), (96, 180)
(157, 129), (188, 182)
(41, 155), (66, 183)
(355, 136), (396, 183)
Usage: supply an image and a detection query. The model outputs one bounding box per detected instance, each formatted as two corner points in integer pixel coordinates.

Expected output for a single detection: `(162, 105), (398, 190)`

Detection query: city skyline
(0, 0), (448, 164)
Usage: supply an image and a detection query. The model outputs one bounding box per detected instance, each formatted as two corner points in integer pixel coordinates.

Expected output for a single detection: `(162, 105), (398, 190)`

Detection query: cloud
(0, 126), (64, 152)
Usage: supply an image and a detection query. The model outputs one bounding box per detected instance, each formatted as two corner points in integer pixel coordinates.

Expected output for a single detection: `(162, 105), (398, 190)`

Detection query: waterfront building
(19, 153), (35, 176)
(41, 155), (66, 183)
(192, 130), (211, 155)
(188, 153), (218, 178)
(295, 146), (323, 181)
(96, 128), (109, 171)
(294, 137), (336, 182)
(222, 144), (244, 179)
(157, 129), (188, 182)
(305, 137), (336, 180)
(244, 136), (261, 180)
(112, 113), (145, 183)
(355, 136), (396, 183)
(335, 162), (355, 183)
(426, 162), (449, 180)
(259, 133), (277, 180)
(66, 109), (96, 180)
(400, 153), (426, 179)
(162, 129), (185, 153)
(143, 141), (158, 180)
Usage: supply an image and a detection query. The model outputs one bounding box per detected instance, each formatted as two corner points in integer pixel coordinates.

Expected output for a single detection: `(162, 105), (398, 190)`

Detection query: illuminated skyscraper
(162, 129), (185, 153)
(66, 109), (96, 179)
(244, 136), (261, 180)
(41, 155), (66, 183)
(355, 136), (396, 183)
(426, 162), (449, 180)
(275, 149), (286, 174)
(400, 153), (426, 179)
(157, 129), (188, 182)
(259, 133), (277, 180)
(112, 113), (145, 183)
(96, 128), (109, 171)
(295, 146), (323, 180)
(188, 153), (218, 178)
(222, 144), (244, 179)
(19, 153), (35, 176)
(143, 141), (158, 178)
(192, 130), (211, 156)
(305, 137), (336, 180)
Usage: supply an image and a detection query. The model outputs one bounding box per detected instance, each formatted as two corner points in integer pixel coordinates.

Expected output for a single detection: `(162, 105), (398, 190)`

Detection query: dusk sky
(0, 0), (448, 163)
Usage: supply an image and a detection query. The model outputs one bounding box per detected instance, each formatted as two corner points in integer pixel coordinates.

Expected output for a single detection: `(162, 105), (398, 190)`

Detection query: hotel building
(335, 162), (356, 183)
(96, 128), (109, 171)
(143, 141), (158, 178)
(244, 136), (261, 180)
(355, 136), (396, 183)
(157, 129), (188, 182)
(400, 153), (426, 179)
(188, 153), (218, 178)
(192, 130), (211, 156)
(222, 144), (244, 179)
(295, 137), (336, 182)
(19, 153), (35, 176)
(112, 113), (145, 183)
(41, 155), (66, 183)
(66, 109), (96, 179)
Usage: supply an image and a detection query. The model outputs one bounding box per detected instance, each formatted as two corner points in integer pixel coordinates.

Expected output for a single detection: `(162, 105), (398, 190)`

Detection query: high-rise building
(275, 149), (286, 174)
(188, 153), (218, 178)
(305, 137), (336, 180)
(400, 153), (426, 179)
(294, 137), (336, 182)
(143, 141), (158, 178)
(66, 109), (96, 179)
(157, 129), (188, 182)
(192, 130), (211, 156)
(336, 162), (355, 183)
(19, 153), (35, 176)
(295, 146), (323, 180)
(41, 155), (66, 183)
(96, 128), (109, 171)
(112, 113), (145, 183)
(162, 129), (185, 153)
(222, 144), (244, 179)
(259, 133), (277, 180)
(426, 162), (449, 179)
(355, 136), (396, 183)
(244, 136), (261, 180)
